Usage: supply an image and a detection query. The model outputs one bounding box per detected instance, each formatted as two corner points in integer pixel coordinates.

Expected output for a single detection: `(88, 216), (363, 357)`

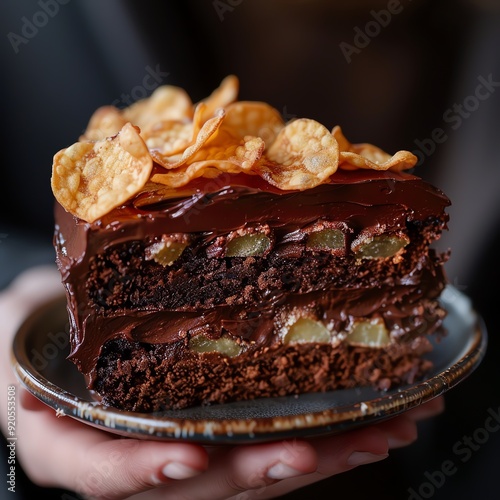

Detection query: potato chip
(190, 102), (210, 138)
(123, 84), (193, 131)
(190, 135), (265, 171)
(152, 136), (265, 187)
(142, 120), (193, 157)
(340, 149), (417, 172)
(341, 146), (417, 171)
(152, 162), (243, 189)
(143, 102), (212, 163)
(51, 123), (153, 222)
(331, 125), (351, 152)
(150, 163), (209, 189)
(222, 101), (285, 146)
(152, 108), (226, 170)
(260, 118), (339, 190)
(80, 106), (127, 141)
(54, 76), (422, 220)
(333, 125), (417, 171)
(196, 75), (239, 124)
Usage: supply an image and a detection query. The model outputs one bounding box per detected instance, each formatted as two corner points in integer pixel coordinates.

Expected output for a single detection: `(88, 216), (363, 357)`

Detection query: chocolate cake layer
(84, 228), (440, 312)
(75, 266), (446, 381)
(94, 336), (435, 411)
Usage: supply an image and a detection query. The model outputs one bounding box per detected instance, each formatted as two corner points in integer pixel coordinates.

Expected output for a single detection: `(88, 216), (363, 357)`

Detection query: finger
(19, 388), (49, 412)
(1, 266), (64, 433)
(224, 426), (390, 500)
(160, 426), (389, 500)
(0, 265), (63, 340)
(309, 425), (389, 475)
(16, 405), (208, 499)
(374, 397), (445, 449)
(9, 265), (63, 305)
(376, 414), (418, 449)
(405, 395), (445, 421)
(71, 438), (208, 499)
(370, 397), (445, 451)
(137, 439), (318, 500)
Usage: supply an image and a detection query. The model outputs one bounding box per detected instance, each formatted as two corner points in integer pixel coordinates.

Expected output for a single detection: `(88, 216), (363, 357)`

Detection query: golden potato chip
(53, 76), (423, 221)
(143, 102), (213, 163)
(331, 125), (351, 152)
(150, 163), (209, 188)
(190, 135), (265, 171)
(123, 84), (193, 130)
(343, 145), (417, 171)
(222, 101), (285, 145)
(152, 161), (242, 189)
(152, 136), (265, 188)
(196, 75), (239, 124)
(152, 108), (226, 169)
(142, 120), (193, 157)
(261, 118), (340, 190)
(51, 123), (153, 223)
(190, 102), (210, 138)
(80, 106), (127, 141)
(333, 125), (417, 171)
(256, 159), (319, 190)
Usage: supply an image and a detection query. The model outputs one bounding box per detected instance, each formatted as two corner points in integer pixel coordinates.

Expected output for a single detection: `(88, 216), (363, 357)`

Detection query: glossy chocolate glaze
(55, 170), (449, 269)
(53, 169), (450, 381)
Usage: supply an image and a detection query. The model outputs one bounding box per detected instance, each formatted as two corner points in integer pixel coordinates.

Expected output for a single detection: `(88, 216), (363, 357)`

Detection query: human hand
(0, 266), (444, 500)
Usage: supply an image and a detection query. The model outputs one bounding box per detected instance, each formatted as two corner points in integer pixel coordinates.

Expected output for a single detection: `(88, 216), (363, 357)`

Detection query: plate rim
(11, 287), (488, 443)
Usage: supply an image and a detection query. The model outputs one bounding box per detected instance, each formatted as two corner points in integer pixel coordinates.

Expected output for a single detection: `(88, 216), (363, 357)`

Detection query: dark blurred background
(0, 0), (499, 498)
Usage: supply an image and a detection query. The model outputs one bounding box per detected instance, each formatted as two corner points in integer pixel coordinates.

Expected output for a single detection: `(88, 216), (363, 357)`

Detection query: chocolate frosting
(55, 170), (449, 267)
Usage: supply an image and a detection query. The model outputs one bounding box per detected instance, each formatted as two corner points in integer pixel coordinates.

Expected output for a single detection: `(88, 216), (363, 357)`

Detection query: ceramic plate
(11, 286), (487, 444)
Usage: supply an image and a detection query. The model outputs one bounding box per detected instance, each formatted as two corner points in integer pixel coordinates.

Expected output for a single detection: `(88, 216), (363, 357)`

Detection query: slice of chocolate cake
(51, 76), (450, 412)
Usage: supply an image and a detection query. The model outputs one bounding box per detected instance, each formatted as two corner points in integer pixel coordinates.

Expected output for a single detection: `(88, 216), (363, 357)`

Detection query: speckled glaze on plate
(11, 286), (487, 444)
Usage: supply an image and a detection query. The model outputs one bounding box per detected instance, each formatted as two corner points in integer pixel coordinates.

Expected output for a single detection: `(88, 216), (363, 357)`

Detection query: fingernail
(347, 451), (389, 466)
(267, 462), (304, 480)
(162, 462), (201, 480)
